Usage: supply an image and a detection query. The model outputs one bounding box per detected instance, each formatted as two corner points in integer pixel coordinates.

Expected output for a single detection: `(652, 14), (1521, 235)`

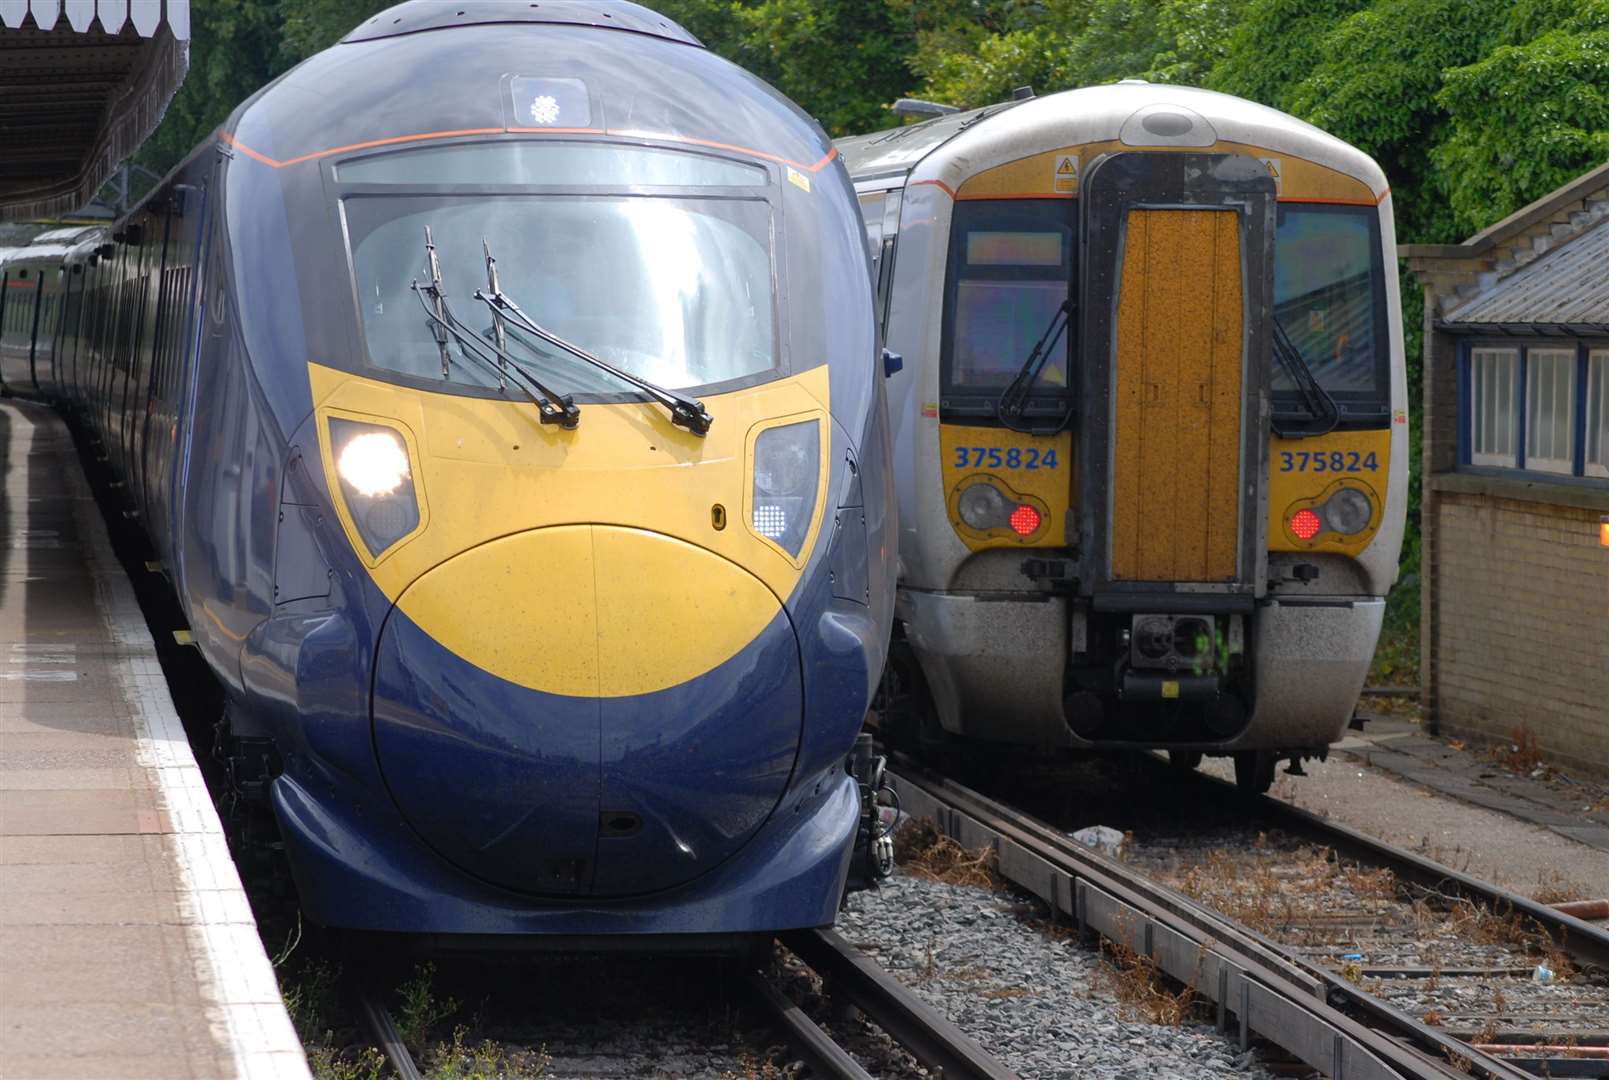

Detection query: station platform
(0, 400), (308, 1079)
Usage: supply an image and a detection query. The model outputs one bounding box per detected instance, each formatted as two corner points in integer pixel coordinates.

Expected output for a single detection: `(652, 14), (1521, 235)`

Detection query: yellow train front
(842, 83), (1407, 791)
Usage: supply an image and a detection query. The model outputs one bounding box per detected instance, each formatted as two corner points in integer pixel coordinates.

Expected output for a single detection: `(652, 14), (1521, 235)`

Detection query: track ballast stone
(838, 872), (1279, 1079)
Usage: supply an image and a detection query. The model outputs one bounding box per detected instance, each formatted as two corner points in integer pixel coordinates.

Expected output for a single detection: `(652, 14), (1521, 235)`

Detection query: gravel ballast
(838, 872), (1280, 1079)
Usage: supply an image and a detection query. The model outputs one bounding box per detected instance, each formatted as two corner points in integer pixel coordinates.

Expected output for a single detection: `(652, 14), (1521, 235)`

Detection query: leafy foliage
(1433, 1), (1609, 235)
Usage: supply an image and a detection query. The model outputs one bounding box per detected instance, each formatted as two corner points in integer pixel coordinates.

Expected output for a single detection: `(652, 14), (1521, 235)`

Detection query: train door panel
(1079, 152), (1275, 597)
(1110, 208), (1242, 581)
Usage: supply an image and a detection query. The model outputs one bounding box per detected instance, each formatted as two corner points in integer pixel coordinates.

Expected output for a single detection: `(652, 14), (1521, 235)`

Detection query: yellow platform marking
(955, 140), (1381, 205)
(938, 423), (1073, 551)
(1268, 429), (1391, 554)
(1111, 208), (1243, 582)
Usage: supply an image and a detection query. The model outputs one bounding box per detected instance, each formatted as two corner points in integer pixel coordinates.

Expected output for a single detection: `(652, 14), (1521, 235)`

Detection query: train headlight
(1322, 487), (1373, 536)
(329, 418), (421, 558)
(958, 483), (1010, 530)
(750, 420), (819, 558)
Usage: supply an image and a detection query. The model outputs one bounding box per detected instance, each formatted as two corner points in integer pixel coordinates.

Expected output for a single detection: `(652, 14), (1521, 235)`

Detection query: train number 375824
(1278, 450), (1379, 473)
(954, 447), (1060, 470)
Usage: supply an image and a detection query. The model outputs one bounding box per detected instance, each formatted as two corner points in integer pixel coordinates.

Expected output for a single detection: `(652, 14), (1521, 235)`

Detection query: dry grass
(1487, 725), (1545, 774)
(1531, 869), (1590, 905)
(1098, 937), (1198, 1026)
(1442, 896), (1576, 982)
(894, 818), (999, 889)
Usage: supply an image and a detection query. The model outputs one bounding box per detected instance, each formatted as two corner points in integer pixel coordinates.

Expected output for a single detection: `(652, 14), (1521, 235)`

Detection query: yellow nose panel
(594, 527), (782, 698)
(396, 525), (782, 698)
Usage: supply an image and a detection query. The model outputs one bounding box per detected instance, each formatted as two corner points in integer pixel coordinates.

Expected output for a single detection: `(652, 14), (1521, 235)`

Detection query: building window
(1463, 341), (1609, 482)
(1470, 346), (1519, 467)
(1588, 350), (1609, 479)
(1525, 347), (1577, 474)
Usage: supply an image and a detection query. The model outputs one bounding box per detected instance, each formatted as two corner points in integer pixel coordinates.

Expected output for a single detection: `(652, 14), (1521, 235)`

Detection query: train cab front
(890, 107), (1402, 778)
(233, 19), (893, 936)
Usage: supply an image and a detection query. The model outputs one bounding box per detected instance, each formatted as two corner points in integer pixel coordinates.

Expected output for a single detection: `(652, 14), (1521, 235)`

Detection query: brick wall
(1430, 492), (1609, 777)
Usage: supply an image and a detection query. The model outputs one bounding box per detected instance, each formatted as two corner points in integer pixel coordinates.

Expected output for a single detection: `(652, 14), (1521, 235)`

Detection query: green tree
(1433, 0), (1609, 235)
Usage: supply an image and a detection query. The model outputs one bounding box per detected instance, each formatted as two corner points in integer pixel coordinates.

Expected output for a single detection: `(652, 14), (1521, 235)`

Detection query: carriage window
(1272, 205), (1389, 415)
(942, 199), (1074, 398)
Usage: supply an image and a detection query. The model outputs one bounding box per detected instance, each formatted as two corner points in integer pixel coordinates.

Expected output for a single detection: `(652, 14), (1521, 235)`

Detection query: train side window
(940, 199), (1075, 407)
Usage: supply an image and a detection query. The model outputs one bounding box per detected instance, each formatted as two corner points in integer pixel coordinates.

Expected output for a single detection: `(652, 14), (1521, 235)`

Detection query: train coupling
(846, 733), (896, 892)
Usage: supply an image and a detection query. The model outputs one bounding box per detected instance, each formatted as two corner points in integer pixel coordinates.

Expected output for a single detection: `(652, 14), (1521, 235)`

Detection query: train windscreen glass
(1272, 205), (1389, 415)
(340, 143), (776, 394)
(943, 200), (1075, 396)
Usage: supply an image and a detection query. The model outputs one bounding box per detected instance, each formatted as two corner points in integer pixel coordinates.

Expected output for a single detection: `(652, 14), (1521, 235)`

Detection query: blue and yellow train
(0, 1), (897, 941)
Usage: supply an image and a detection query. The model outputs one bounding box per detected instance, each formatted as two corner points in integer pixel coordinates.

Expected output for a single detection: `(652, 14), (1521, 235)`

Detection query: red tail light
(1290, 508), (1322, 540)
(1010, 504), (1041, 536)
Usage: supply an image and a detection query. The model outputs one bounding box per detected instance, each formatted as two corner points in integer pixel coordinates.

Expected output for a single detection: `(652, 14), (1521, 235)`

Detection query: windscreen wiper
(411, 228), (579, 429)
(473, 241), (714, 437)
(996, 298), (1073, 434)
(1271, 317), (1340, 438)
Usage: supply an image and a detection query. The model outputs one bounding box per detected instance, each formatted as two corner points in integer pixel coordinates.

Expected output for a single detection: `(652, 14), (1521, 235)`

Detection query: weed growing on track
(894, 817), (999, 889)
(426, 1024), (550, 1079)
(1097, 935), (1199, 1026)
(398, 962), (461, 1052)
(1531, 868), (1589, 905)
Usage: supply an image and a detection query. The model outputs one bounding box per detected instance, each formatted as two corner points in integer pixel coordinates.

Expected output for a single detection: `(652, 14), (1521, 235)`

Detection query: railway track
(355, 930), (1017, 1079)
(887, 757), (1609, 1080)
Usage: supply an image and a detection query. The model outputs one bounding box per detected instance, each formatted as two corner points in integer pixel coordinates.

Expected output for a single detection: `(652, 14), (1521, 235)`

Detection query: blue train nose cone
(370, 526), (803, 897)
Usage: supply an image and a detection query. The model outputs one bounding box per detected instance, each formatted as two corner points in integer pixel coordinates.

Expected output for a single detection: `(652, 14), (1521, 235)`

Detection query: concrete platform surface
(0, 401), (309, 1079)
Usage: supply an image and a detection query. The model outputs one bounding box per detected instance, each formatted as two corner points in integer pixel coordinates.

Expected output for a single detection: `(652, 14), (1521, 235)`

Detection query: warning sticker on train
(1054, 154), (1079, 193)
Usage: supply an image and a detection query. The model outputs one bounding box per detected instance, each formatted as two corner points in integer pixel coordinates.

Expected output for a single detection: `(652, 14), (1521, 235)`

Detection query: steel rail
(888, 759), (1512, 1080)
(748, 972), (876, 1080)
(355, 989), (423, 1080)
(779, 928), (1019, 1080)
(1216, 771), (1609, 972)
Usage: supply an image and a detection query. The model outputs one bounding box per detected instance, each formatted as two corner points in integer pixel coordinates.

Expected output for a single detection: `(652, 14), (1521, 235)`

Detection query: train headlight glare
(750, 420), (819, 558)
(338, 430), (410, 497)
(1322, 487), (1373, 535)
(329, 418), (421, 557)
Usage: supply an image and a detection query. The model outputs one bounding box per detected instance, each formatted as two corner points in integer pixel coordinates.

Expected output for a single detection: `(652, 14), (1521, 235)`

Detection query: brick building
(1402, 165), (1609, 777)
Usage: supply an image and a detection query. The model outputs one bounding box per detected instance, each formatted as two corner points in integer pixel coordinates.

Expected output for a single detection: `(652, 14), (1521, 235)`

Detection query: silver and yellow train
(841, 82), (1407, 792)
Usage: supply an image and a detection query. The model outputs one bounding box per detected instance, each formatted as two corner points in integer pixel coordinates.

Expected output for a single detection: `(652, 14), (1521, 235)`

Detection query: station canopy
(0, 1), (190, 220)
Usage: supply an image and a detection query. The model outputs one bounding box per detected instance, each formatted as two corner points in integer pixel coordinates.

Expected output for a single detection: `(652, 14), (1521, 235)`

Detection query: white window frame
(1524, 346), (1578, 475)
(1470, 346), (1520, 467)
(1588, 349), (1609, 479)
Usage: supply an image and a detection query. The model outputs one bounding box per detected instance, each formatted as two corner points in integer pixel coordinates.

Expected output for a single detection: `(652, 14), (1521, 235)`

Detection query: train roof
(344, 1), (699, 47)
(837, 82), (1386, 195)
(837, 102), (1025, 184)
(0, 227), (105, 269)
(29, 225), (103, 246)
(219, 6), (830, 194)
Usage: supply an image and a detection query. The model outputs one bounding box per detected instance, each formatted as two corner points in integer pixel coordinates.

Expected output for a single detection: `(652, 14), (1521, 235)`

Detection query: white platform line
(51, 410), (312, 1080)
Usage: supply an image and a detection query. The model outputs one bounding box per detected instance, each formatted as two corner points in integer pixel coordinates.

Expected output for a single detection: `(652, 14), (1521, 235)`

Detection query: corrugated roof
(0, 1), (190, 220)
(1445, 220), (1609, 328)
